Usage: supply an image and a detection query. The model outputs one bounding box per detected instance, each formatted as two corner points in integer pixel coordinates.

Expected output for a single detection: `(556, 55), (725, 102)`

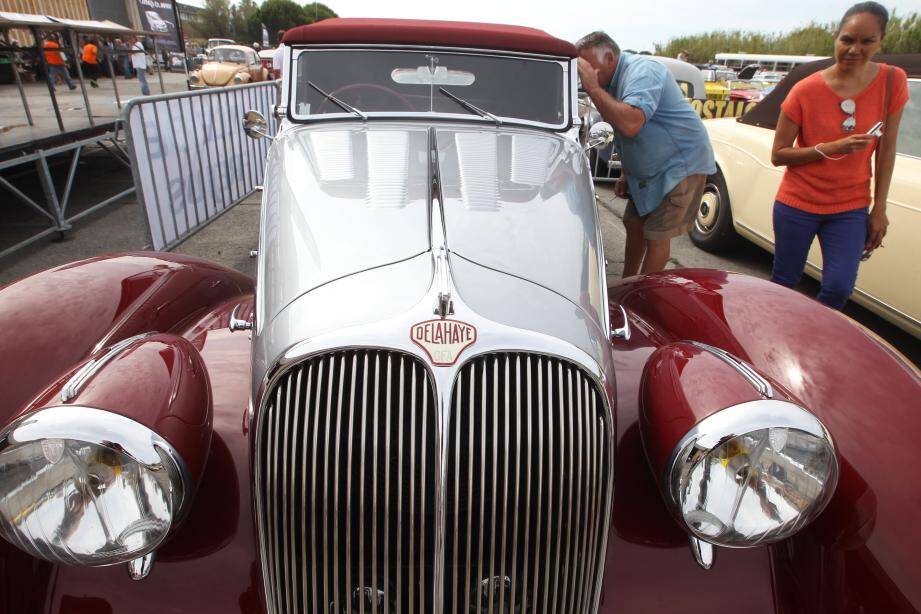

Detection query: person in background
(80, 36), (99, 87)
(577, 31), (716, 276)
(43, 33), (75, 91)
(272, 29), (286, 79)
(677, 50), (690, 62)
(769, 1), (908, 309)
(129, 36), (150, 96)
(114, 38), (131, 78)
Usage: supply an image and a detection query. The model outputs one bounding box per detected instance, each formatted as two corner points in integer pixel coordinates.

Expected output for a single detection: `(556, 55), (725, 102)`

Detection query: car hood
(257, 121), (605, 360)
(200, 62), (243, 85)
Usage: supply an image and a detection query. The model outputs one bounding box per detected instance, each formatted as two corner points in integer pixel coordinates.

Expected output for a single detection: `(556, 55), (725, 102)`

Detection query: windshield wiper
(307, 81), (366, 119)
(438, 87), (501, 126)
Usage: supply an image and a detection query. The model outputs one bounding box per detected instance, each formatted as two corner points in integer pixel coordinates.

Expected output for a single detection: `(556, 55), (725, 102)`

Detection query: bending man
(576, 32), (715, 276)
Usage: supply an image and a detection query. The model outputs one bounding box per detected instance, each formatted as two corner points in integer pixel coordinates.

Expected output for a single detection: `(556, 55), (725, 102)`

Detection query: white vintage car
(693, 56), (921, 338)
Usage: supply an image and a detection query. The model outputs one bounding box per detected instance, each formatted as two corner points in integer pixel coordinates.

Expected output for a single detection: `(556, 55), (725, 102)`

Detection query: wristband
(814, 144), (845, 161)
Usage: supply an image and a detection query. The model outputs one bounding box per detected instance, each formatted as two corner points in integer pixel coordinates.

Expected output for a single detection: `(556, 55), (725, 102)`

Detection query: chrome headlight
(189, 74), (200, 84)
(666, 400), (838, 547)
(0, 406), (188, 565)
(233, 75), (244, 84)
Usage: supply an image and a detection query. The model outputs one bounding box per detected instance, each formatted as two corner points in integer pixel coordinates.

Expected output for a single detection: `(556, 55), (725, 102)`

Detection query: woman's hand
(866, 207), (889, 252)
(822, 134), (876, 156)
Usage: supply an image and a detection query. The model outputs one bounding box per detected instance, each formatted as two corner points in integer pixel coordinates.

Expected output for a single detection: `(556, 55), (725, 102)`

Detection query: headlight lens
(667, 400), (838, 547)
(233, 75), (244, 83)
(189, 74), (199, 83)
(0, 406), (187, 565)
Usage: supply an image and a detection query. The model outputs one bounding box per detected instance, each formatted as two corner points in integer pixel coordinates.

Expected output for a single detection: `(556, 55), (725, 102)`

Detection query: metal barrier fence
(123, 81), (278, 251)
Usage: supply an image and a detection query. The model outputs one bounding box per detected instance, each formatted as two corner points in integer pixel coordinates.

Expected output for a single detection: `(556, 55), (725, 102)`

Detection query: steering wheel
(316, 83), (414, 114)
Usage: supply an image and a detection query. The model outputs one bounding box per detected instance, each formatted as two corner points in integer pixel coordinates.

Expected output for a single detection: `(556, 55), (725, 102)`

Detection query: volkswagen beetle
(189, 44), (269, 88)
(1, 18), (919, 614)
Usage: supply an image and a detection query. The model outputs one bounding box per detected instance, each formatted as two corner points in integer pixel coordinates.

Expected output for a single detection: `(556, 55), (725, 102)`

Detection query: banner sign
(691, 99), (758, 120)
(124, 81), (278, 250)
(136, 0), (182, 52)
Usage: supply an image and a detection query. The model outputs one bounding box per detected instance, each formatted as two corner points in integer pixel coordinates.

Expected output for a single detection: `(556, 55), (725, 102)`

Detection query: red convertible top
(282, 18), (578, 58)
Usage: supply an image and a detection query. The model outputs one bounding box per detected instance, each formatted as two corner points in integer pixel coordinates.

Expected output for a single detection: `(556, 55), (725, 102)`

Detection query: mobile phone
(867, 121), (884, 138)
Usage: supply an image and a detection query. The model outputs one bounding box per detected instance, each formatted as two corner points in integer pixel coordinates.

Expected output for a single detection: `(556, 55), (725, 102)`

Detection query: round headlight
(233, 75), (244, 84)
(666, 400), (838, 547)
(189, 74), (199, 83)
(0, 406), (188, 565)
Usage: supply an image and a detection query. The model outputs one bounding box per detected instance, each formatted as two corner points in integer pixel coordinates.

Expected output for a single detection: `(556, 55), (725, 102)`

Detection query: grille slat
(258, 349), (610, 614)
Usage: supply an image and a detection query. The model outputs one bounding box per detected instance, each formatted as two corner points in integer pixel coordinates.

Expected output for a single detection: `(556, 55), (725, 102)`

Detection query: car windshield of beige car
(898, 80), (920, 158)
(292, 50), (566, 126)
(209, 48), (246, 64)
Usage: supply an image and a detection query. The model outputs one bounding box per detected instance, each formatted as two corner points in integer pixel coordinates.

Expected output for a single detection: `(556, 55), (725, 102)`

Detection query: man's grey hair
(575, 31), (621, 62)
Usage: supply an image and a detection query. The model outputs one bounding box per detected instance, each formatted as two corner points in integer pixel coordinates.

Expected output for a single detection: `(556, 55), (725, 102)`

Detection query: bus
(714, 53), (830, 72)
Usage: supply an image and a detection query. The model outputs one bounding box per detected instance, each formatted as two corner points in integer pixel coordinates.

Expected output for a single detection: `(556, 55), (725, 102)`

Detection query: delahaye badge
(410, 319), (477, 366)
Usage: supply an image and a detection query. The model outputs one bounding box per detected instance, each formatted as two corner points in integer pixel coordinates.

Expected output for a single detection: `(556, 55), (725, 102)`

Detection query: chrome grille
(445, 353), (611, 614)
(257, 350), (437, 614)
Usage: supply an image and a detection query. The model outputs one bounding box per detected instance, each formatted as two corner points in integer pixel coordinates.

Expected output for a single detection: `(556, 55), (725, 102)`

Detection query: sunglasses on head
(841, 98), (856, 132)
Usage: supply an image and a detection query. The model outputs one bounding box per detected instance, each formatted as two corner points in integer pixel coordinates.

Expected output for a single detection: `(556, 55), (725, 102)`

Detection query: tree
(302, 2), (337, 22)
(258, 0), (307, 41)
(653, 9), (920, 62)
(231, 0), (262, 44)
(197, 0), (233, 39)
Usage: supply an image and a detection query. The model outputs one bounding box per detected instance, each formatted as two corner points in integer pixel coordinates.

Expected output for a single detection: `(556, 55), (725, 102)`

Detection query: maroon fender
(0, 252), (253, 426)
(640, 341), (771, 479)
(19, 334), (213, 492)
(607, 269), (921, 612)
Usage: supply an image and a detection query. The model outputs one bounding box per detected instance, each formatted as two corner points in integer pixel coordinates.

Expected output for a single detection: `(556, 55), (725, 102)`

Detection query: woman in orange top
(770, 1), (908, 309)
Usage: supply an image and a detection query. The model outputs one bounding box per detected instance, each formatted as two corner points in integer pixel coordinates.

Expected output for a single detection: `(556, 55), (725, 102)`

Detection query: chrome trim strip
(127, 552), (155, 581)
(61, 333), (154, 402)
(687, 340), (773, 398)
(690, 536), (716, 570)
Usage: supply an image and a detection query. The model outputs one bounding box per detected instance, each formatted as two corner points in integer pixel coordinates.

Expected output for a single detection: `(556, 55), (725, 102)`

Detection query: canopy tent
(739, 54), (921, 130)
(0, 10), (167, 134)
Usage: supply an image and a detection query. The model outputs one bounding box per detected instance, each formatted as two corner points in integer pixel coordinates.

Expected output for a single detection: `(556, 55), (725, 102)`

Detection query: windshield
(208, 48), (246, 64)
(291, 49), (567, 127)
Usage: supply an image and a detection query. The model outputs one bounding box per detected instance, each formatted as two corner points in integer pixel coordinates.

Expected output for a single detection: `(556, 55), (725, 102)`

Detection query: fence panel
(123, 81), (278, 251)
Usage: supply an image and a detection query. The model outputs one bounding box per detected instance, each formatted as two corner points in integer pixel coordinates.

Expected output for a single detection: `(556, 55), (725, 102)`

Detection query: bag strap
(882, 63), (893, 123)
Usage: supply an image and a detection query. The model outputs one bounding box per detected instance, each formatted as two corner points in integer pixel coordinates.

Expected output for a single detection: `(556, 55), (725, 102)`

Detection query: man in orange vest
(80, 36), (99, 88)
(43, 33), (75, 91)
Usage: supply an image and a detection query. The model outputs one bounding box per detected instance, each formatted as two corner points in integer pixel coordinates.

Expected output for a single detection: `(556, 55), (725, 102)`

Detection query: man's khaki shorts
(623, 174), (707, 240)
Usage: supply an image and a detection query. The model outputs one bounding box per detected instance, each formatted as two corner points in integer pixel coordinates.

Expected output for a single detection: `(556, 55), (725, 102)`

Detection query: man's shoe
(90, 81), (98, 88)
(68, 85), (76, 90)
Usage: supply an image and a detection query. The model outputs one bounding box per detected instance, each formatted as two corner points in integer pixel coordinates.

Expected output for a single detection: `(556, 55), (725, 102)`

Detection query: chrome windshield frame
(285, 45), (573, 131)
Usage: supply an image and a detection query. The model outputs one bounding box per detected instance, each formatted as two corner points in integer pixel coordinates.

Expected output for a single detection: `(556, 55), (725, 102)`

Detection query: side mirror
(242, 109), (270, 140)
(585, 121), (614, 151)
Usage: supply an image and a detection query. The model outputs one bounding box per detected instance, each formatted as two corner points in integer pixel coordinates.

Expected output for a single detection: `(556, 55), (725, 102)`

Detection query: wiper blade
(438, 87), (501, 126)
(307, 80), (366, 119)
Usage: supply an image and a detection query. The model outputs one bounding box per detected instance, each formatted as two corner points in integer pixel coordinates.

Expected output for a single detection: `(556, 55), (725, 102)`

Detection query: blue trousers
(771, 201), (868, 310)
(48, 64), (74, 90)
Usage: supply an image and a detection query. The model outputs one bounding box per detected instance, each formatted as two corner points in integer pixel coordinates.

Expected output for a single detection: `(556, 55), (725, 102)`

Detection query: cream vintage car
(189, 44), (269, 88)
(692, 56), (921, 339)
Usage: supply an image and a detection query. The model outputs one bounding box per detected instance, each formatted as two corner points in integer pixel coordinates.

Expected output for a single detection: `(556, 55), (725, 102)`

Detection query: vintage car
(189, 44), (269, 88)
(1, 18), (920, 614)
(693, 55), (921, 339)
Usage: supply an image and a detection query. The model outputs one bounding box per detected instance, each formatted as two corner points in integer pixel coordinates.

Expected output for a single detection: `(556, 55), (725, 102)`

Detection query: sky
(308, 0), (921, 52)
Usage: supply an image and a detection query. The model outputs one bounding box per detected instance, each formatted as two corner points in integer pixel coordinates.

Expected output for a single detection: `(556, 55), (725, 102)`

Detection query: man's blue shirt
(607, 53), (715, 216)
